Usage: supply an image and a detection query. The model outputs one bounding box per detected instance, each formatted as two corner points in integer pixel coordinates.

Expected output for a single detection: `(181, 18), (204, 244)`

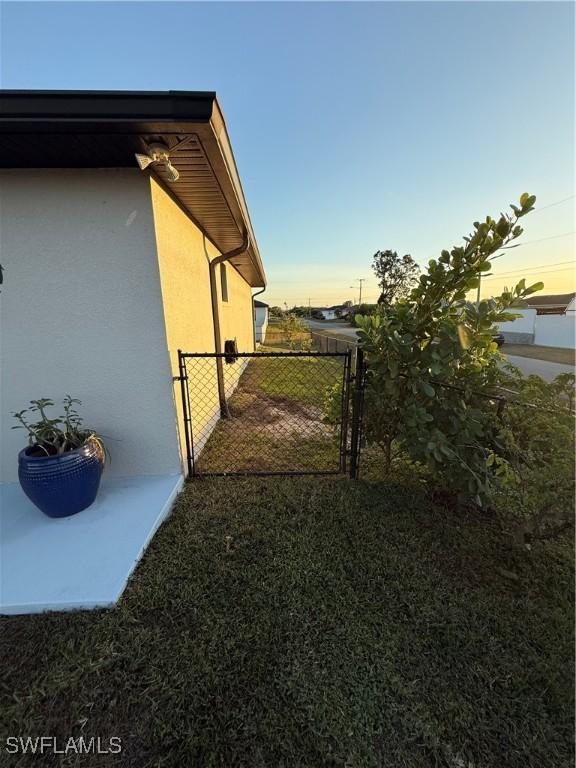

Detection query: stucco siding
(0, 169), (182, 482)
(219, 262), (256, 352)
(534, 314), (576, 349)
(149, 180), (255, 469)
(255, 306), (269, 343)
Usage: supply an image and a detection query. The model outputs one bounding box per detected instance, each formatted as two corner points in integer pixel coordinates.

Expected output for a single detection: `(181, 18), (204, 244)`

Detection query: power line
(532, 195), (575, 213)
(500, 231), (575, 249)
(484, 267), (572, 282)
(482, 259), (575, 278)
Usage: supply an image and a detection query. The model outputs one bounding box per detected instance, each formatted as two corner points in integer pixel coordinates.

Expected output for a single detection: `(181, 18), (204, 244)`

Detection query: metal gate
(177, 349), (366, 478)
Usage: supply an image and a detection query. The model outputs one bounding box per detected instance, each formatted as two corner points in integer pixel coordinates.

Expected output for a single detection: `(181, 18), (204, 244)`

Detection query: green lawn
(1, 476), (573, 767)
(196, 351), (345, 474)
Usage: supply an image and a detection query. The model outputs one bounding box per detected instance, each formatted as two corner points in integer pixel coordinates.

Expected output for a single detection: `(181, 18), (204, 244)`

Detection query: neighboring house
(338, 305), (353, 319)
(0, 90), (266, 614)
(254, 299), (269, 344)
(314, 305), (346, 320)
(496, 294), (576, 350)
(525, 292), (576, 315)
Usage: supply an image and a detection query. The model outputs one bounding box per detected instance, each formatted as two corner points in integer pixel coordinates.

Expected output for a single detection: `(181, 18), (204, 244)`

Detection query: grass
(503, 344), (575, 365)
(0, 476), (573, 767)
(196, 348), (345, 474)
(254, 352), (343, 407)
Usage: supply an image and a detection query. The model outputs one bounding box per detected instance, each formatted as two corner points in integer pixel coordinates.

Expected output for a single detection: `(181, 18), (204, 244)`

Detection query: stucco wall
(149, 180), (255, 467)
(495, 308), (575, 349)
(0, 169), (182, 483)
(534, 314), (576, 349)
(496, 308), (536, 344)
(255, 306), (268, 343)
(497, 308), (536, 335)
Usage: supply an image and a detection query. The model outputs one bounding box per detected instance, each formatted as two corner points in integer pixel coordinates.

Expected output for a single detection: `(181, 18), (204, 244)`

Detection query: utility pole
(350, 278), (365, 306)
(476, 252), (505, 306)
(308, 297), (311, 317)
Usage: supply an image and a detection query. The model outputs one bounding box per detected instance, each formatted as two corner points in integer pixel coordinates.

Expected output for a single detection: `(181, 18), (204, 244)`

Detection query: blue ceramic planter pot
(18, 438), (105, 518)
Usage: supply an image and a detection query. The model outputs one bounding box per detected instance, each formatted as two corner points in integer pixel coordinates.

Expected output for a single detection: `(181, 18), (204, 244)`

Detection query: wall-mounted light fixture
(135, 142), (179, 182)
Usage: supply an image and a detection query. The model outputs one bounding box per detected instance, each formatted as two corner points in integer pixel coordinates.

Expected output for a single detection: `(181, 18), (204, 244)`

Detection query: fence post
(177, 350), (194, 478)
(339, 349), (353, 472)
(349, 348), (365, 479)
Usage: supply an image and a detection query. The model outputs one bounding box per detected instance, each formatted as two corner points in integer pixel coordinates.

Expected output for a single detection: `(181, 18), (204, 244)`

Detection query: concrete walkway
(1, 474), (183, 614)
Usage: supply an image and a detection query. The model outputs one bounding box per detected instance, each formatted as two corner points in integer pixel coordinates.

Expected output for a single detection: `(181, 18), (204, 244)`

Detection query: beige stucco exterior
(0, 171), (260, 483)
(0, 170), (183, 482)
(149, 179), (256, 467)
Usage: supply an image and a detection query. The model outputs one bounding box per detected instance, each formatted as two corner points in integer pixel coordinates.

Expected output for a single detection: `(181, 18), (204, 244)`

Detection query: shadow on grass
(0, 476), (573, 768)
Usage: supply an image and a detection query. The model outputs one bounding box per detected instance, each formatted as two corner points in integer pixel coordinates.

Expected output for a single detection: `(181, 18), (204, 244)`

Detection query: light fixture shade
(135, 153), (153, 170)
(165, 162), (180, 182)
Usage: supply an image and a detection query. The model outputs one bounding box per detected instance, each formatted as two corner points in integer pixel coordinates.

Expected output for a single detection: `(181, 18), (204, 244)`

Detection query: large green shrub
(355, 193), (544, 506)
(493, 369), (575, 545)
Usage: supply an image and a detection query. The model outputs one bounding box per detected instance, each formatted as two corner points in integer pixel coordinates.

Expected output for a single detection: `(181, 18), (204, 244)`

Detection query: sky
(1, 1), (574, 307)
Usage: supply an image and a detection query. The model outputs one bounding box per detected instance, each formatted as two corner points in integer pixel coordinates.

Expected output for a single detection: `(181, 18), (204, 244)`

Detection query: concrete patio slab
(0, 474), (184, 615)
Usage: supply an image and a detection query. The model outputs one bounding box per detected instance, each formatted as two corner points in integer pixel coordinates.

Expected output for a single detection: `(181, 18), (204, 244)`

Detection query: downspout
(209, 231), (250, 417)
(251, 286), (266, 349)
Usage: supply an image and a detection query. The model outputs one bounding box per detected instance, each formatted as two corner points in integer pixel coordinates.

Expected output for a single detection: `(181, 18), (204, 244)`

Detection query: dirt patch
(231, 391), (329, 436)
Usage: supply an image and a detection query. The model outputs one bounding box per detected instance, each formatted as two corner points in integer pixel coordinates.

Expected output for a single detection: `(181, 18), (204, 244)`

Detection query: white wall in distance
(0, 169), (181, 482)
(255, 305), (268, 343)
(534, 314), (576, 349)
(497, 309), (536, 334)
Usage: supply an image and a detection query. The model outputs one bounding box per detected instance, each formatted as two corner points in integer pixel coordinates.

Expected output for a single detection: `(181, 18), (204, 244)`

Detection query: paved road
(305, 319), (359, 339)
(503, 354), (574, 382)
(305, 320), (574, 382)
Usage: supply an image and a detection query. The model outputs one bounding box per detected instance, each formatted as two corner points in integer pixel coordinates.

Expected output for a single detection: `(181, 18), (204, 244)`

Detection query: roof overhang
(0, 90), (265, 287)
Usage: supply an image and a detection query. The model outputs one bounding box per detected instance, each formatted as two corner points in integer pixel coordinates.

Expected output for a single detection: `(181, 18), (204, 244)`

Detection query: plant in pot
(12, 396), (107, 518)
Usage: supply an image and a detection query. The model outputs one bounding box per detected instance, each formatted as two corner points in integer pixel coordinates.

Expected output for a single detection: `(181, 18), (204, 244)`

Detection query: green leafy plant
(493, 371), (575, 546)
(278, 313), (310, 349)
(12, 396), (107, 460)
(355, 193), (543, 505)
(348, 303), (378, 327)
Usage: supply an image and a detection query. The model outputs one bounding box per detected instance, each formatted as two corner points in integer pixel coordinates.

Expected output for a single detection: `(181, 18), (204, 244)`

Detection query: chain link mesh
(181, 353), (350, 475)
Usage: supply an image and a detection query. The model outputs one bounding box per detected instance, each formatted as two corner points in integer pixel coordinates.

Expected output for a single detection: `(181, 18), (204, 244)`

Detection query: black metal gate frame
(176, 349), (367, 479)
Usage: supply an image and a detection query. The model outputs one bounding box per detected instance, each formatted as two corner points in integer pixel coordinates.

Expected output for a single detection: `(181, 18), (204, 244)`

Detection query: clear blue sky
(1, 1), (574, 306)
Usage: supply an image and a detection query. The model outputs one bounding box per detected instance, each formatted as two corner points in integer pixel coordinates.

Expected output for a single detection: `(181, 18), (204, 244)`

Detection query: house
(254, 299), (269, 343)
(314, 305), (346, 320)
(0, 90), (266, 614)
(496, 293), (576, 349)
(525, 292), (576, 315)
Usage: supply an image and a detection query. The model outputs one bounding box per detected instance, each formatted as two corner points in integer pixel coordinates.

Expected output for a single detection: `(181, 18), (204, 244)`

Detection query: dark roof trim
(254, 300), (269, 308)
(526, 292), (575, 306)
(0, 89), (265, 287)
(0, 90), (216, 125)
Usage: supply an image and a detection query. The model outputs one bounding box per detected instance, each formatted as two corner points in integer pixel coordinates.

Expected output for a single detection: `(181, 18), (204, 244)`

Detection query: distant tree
(349, 303), (378, 326)
(372, 250), (419, 306)
(278, 313), (309, 349)
(288, 305), (309, 317)
(269, 306), (284, 318)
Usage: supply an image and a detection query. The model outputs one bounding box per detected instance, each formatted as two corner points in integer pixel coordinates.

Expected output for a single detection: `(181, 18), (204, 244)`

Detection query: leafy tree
(372, 250), (420, 305)
(278, 313), (309, 349)
(268, 306), (284, 318)
(287, 305), (310, 318)
(356, 192), (542, 506)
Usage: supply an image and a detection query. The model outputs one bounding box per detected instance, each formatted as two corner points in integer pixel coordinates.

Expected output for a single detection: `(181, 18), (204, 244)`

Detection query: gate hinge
(172, 375), (184, 382)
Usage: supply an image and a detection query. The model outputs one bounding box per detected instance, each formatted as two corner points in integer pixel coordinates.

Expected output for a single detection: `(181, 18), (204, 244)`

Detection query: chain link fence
(179, 351), (352, 476)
